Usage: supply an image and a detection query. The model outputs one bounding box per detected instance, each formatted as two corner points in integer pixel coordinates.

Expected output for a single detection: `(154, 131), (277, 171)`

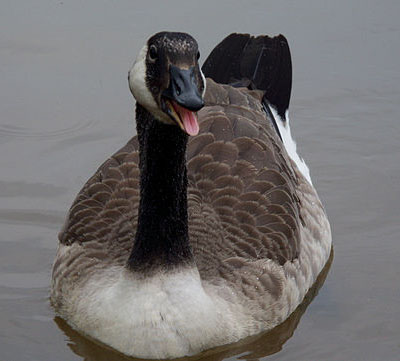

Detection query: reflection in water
(54, 249), (333, 361)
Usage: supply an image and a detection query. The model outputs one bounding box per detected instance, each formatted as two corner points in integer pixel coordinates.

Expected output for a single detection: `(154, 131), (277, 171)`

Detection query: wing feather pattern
(53, 80), (326, 322)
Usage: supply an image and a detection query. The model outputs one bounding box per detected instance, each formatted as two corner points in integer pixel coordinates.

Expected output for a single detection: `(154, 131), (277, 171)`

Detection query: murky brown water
(1, 1), (400, 360)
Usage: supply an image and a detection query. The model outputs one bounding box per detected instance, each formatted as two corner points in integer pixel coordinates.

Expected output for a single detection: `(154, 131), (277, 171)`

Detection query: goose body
(51, 32), (332, 359)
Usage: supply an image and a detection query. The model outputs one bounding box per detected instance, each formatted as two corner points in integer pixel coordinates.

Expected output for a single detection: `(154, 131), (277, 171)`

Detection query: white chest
(68, 267), (235, 359)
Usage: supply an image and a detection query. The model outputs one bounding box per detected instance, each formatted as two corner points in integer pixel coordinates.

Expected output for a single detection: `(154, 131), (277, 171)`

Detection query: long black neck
(127, 104), (194, 273)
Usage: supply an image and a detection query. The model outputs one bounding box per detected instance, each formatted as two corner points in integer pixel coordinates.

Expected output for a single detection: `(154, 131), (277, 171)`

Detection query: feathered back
(55, 33), (301, 287)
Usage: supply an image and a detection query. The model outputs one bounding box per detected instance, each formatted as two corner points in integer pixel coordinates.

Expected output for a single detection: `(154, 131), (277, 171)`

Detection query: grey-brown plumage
(52, 77), (328, 313)
(51, 32), (331, 359)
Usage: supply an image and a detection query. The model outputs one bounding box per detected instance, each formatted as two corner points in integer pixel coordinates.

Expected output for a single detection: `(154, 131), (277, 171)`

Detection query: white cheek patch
(128, 44), (169, 122)
(129, 45), (155, 108)
(200, 68), (206, 97)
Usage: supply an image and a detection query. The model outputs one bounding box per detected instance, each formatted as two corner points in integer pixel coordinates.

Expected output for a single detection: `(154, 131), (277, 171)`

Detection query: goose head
(128, 32), (206, 136)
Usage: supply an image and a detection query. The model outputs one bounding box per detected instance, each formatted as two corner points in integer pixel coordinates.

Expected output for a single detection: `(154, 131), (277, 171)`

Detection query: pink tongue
(173, 102), (199, 136)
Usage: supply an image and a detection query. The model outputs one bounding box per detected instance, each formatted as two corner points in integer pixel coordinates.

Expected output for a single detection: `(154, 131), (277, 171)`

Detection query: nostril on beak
(173, 78), (182, 96)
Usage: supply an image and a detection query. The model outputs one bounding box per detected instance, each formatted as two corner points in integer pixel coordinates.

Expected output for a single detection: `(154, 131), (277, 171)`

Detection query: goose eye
(149, 45), (158, 62)
(196, 51), (200, 60)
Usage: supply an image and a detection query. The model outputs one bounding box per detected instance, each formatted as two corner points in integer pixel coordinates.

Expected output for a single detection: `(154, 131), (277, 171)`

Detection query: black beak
(162, 65), (204, 111)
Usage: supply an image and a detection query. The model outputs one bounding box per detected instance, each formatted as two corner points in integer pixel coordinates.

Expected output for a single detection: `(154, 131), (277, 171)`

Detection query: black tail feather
(202, 33), (292, 121)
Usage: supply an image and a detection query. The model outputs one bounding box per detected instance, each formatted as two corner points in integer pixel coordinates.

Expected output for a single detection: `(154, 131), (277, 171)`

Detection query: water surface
(1, 1), (400, 360)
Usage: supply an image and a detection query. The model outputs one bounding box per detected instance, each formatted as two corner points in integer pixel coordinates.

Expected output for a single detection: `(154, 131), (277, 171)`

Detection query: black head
(129, 32), (205, 136)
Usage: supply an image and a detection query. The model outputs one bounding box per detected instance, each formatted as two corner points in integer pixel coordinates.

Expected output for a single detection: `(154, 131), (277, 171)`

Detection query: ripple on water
(0, 181), (68, 198)
(0, 118), (97, 140)
(0, 209), (65, 229)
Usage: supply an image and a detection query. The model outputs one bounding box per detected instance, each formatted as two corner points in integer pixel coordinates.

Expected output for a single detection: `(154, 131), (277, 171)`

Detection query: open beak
(162, 65), (204, 136)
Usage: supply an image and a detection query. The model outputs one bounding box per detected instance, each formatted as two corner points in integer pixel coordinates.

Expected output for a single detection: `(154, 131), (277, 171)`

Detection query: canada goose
(51, 32), (332, 359)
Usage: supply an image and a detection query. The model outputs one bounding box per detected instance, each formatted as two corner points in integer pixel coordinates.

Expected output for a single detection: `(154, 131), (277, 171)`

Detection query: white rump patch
(270, 106), (313, 185)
